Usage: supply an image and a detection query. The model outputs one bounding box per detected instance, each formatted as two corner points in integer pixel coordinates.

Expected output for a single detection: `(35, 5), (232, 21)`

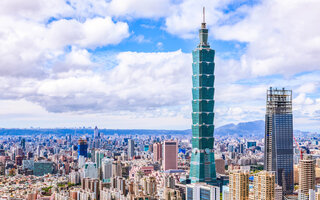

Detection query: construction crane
(293, 136), (305, 160)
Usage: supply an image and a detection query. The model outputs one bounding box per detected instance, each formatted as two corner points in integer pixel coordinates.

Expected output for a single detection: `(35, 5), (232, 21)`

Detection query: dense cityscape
(1, 4), (320, 200)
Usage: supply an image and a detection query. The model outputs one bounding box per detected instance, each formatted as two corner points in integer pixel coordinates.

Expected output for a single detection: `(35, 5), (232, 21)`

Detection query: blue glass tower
(189, 8), (216, 184)
(78, 139), (88, 158)
(264, 87), (294, 194)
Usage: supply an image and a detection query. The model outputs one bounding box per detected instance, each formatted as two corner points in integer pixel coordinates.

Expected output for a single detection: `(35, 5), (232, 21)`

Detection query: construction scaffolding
(266, 87), (292, 114)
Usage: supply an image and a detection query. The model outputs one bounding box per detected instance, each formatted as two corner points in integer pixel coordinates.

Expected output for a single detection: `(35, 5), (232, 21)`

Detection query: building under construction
(264, 87), (294, 194)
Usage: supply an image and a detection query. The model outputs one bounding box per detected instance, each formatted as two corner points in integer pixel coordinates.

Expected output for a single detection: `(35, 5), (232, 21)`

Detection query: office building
(128, 139), (134, 159)
(253, 171), (275, 200)
(94, 126), (99, 139)
(21, 138), (26, 150)
(189, 7), (217, 184)
(229, 170), (249, 200)
(163, 140), (178, 171)
(186, 183), (220, 200)
(33, 161), (54, 176)
(153, 142), (162, 162)
(78, 139), (88, 158)
(22, 160), (34, 171)
(264, 88), (294, 194)
(215, 158), (225, 175)
(247, 141), (256, 148)
(298, 155), (316, 200)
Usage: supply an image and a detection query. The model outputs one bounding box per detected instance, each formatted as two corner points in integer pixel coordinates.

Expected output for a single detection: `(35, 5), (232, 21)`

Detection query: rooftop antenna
(201, 6), (206, 29)
(203, 7), (205, 23)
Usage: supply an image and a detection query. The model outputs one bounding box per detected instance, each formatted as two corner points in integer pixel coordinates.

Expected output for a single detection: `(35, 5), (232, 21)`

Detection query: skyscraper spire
(202, 7), (206, 28)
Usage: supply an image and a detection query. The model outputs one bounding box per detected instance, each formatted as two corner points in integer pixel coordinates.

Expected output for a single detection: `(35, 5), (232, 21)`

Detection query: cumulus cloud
(0, 1), (130, 78)
(0, 51), (191, 114)
(164, 0), (232, 38)
(214, 0), (320, 77)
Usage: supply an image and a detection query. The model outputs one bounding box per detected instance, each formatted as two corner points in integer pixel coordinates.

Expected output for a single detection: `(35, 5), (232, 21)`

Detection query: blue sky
(0, 0), (320, 132)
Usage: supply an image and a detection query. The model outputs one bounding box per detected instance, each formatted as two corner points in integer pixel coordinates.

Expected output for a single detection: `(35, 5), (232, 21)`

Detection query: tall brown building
(153, 142), (162, 162)
(163, 140), (177, 171)
(215, 158), (225, 174)
(298, 155), (316, 200)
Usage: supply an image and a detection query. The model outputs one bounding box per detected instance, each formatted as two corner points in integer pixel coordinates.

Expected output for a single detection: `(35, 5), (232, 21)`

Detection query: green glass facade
(189, 20), (216, 184)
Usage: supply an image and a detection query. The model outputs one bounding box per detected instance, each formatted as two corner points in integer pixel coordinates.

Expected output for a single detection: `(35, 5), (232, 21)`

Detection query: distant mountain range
(215, 120), (265, 137)
(0, 120), (312, 137)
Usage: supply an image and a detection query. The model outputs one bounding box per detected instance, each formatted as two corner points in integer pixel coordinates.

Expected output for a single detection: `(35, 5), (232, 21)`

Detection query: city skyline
(1, 1), (320, 200)
(0, 0), (320, 132)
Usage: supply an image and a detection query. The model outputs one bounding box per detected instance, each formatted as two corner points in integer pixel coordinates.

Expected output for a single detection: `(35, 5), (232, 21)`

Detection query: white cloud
(165, 0), (232, 38)
(214, 0), (320, 77)
(0, 0), (72, 21)
(0, 13), (129, 77)
(105, 0), (172, 19)
(0, 51), (191, 113)
(47, 17), (129, 49)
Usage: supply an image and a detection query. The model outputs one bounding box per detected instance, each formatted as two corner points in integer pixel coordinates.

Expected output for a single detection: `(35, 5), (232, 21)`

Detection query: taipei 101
(1, 1), (320, 200)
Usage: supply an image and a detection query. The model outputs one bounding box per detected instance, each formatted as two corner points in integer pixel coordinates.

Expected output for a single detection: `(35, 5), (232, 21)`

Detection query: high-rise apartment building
(163, 140), (178, 171)
(95, 150), (104, 168)
(253, 171), (275, 200)
(189, 7), (216, 184)
(83, 162), (98, 179)
(128, 139), (134, 159)
(298, 155), (316, 200)
(264, 87), (294, 194)
(229, 170), (249, 200)
(101, 157), (113, 182)
(274, 185), (283, 200)
(112, 161), (122, 177)
(153, 142), (162, 162)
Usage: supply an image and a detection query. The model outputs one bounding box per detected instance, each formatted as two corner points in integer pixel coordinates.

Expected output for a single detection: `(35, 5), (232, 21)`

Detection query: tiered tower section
(189, 8), (216, 184)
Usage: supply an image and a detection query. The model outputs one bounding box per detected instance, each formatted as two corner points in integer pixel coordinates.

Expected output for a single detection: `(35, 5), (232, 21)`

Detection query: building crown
(199, 7), (209, 48)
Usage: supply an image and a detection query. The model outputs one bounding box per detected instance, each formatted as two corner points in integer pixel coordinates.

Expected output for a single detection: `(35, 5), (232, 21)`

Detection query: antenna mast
(201, 6), (206, 29)
(203, 7), (205, 23)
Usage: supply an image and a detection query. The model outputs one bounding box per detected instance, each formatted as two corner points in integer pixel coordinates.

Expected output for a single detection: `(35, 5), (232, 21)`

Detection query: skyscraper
(298, 155), (316, 200)
(21, 138), (26, 150)
(78, 139), (88, 158)
(153, 142), (162, 162)
(94, 126), (99, 139)
(189, 7), (216, 184)
(163, 140), (178, 171)
(128, 139), (134, 159)
(101, 157), (113, 182)
(264, 87), (294, 194)
(95, 150), (104, 168)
